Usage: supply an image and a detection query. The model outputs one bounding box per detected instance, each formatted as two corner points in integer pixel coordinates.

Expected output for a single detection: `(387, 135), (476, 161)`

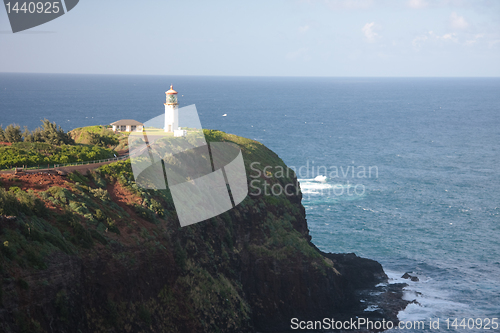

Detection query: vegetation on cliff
(0, 120), (73, 145)
(0, 122), (119, 169)
(0, 143), (115, 169)
(0, 128), (400, 333)
(69, 125), (130, 151)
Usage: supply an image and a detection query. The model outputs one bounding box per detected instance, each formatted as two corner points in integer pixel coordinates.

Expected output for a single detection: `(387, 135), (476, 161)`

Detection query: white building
(164, 85), (179, 133)
(110, 119), (143, 132)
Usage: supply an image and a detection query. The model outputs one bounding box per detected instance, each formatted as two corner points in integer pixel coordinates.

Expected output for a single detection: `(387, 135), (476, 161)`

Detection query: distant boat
(222, 114), (227, 117)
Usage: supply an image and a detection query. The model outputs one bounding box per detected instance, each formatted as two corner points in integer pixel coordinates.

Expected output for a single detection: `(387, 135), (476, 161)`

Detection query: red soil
(0, 172), (72, 192)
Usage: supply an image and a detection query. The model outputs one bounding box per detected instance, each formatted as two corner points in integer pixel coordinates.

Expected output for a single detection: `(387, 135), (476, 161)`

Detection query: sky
(0, 0), (499, 77)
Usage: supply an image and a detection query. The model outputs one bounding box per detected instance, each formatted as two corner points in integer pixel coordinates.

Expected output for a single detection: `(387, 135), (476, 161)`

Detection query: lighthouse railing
(1, 154), (130, 172)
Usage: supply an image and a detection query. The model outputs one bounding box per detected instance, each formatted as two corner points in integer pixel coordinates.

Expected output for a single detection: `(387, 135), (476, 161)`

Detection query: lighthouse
(164, 84), (178, 132)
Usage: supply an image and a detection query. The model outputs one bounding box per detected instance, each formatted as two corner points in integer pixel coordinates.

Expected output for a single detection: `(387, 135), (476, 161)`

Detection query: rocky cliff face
(0, 130), (407, 332)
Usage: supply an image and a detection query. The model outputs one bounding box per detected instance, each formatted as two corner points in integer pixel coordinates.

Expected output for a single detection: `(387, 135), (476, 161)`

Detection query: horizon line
(1, 71), (499, 79)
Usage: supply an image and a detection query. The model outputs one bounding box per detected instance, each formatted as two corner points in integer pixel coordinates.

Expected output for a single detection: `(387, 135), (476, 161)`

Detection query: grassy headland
(0, 125), (402, 333)
(0, 122), (129, 170)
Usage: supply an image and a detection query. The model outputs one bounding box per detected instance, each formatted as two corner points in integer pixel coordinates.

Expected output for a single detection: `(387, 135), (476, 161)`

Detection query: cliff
(0, 130), (408, 332)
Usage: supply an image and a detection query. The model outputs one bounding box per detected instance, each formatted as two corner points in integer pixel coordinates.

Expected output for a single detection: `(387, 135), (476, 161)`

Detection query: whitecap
(385, 270), (469, 323)
(314, 175), (327, 182)
(364, 305), (380, 312)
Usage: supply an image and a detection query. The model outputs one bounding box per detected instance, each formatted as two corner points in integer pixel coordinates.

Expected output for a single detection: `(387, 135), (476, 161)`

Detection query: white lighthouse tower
(164, 84), (178, 132)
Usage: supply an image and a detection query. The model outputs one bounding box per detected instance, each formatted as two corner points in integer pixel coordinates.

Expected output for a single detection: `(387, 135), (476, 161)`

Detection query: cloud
(440, 33), (458, 42)
(464, 34), (483, 46)
(412, 30), (463, 50)
(449, 12), (469, 30)
(408, 0), (428, 9)
(362, 22), (380, 43)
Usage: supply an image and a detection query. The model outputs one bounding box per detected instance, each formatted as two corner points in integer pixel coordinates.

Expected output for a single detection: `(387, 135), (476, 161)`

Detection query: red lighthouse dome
(166, 84), (178, 95)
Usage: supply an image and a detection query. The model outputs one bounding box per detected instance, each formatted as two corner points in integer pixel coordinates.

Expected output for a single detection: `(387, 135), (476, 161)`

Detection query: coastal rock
(402, 272), (419, 282)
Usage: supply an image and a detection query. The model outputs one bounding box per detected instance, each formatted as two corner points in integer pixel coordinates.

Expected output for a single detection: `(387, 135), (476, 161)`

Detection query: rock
(402, 272), (419, 282)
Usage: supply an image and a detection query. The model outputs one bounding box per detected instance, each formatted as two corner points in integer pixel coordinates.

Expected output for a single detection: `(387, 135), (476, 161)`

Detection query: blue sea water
(1, 73), (499, 332)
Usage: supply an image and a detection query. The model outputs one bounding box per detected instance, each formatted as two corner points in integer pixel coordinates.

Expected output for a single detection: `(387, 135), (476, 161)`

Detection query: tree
(4, 124), (22, 143)
(40, 119), (74, 145)
(0, 126), (6, 142)
(22, 126), (32, 142)
(2, 120), (74, 145)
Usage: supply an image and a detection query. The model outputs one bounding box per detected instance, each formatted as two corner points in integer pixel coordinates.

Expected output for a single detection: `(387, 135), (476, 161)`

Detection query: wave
(384, 270), (469, 328)
(300, 182), (353, 194)
(298, 178), (356, 195)
(314, 175), (327, 182)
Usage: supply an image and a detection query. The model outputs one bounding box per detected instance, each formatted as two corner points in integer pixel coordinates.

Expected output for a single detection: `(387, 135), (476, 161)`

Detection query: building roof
(110, 119), (143, 126)
(166, 84), (178, 95)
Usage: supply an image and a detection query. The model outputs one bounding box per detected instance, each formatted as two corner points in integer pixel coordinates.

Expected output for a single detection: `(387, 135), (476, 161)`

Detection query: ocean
(1, 73), (499, 332)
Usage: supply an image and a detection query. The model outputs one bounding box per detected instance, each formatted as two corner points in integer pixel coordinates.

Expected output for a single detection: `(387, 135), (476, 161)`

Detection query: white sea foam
(364, 305), (380, 312)
(298, 179), (353, 195)
(385, 270), (469, 324)
(314, 175), (327, 182)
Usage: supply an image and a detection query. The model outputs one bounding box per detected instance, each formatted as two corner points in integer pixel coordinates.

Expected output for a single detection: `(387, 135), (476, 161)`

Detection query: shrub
(89, 171), (106, 188)
(89, 132), (119, 147)
(0, 141), (114, 169)
(69, 201), (90, 215)
(106, 218), (120, 234)
(8, 186), (21, 193)
(0, 188), (48, 217)
(98, 160), (133, 185)
(94, 209), (106, 222)
(134, 205), (155, 223)
(47, 186), (72, 204)
(150, 198), (164, 217)
(67, 171), (88, 184)
(89, 188), (110, 202)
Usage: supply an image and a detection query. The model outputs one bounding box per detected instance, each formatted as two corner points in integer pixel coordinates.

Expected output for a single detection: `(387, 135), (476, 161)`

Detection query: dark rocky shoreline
(256, 250), (409, 332)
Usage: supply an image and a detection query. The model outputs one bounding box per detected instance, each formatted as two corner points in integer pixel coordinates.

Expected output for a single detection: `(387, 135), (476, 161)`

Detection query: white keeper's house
(110, 119), (144, 132)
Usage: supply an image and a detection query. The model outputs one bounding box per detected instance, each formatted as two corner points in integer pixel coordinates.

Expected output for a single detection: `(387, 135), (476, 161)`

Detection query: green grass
(0, 143), (114, 169)
(70, 125), (130, 151)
